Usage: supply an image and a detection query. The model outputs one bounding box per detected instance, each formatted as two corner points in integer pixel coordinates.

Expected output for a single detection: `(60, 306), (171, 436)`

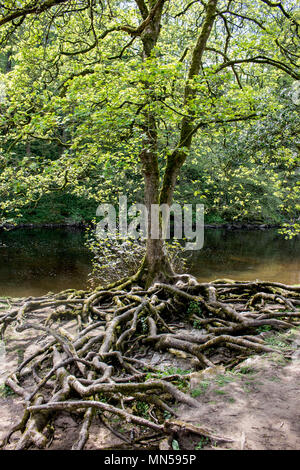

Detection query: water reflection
(0, 228), (299, 297)
(0, 228), (91, 297)
(189, 229), (300, 285)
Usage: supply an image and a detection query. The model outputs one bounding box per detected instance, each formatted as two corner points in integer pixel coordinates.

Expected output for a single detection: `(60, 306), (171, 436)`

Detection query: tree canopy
(0, 0), (299, 237)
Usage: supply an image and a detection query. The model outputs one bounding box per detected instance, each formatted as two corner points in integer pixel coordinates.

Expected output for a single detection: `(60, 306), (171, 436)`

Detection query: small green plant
(238, 366), (256, 375)
(97, 393), (108, 403)
(193, 318), (203, 329)
(191, 381), (210, 397)
(146, 367), (190, 380)
(172, 439), (180, 450)
(214, 389), (226, 395)
(256, 325), (272, 333)
(165, 367), (190, 376)
(176, 379), (188, 391)
(195, 437), (209, 449)
(140, 316), (148, 334)
(191, 389), (202, 398)
(264, 335), (288, 349)
(0, 384), (15, 397)
(17, 348), (24, 365)
(187, 301), (202, 316)
(272, 354), (289, 365)
(136, 401), (149, 418)
(267, 376), (280, 382)
(215, 374), (234, 387)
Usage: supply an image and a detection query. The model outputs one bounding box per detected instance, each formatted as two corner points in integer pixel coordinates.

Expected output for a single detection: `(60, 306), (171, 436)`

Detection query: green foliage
(264, 334), (289, 349)
(214, 389), (226, 395)
(195, 437), (209, 450)
(172, 439), (180, 450)
(146, 367), (190, 381)
(0, 384), (15, 397)
(192, 319), (203, 329)
(227, 397), (236, 403)
(191, 381), (210, 397)
(135, 401), (149, 418)
(140, 316), (148, 334)
(238, 366), (257, 375)
(164, 367), (190, 376)
(0, 0), (298, 240)
(256, 325), (272, 333)
(86, 232), (186, 287)
(215, 374), (235, 387)
(187, 301), (202, 316)
(13, 193), (97, 224)
(97, 393), (108, 404)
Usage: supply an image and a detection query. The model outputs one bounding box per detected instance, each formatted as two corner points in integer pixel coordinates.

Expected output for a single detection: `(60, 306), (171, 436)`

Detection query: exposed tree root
(0, 277), (299, 449)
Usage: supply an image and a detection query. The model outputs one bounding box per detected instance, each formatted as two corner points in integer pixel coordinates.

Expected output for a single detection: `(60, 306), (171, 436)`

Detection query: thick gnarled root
(0, 278), (299, 449)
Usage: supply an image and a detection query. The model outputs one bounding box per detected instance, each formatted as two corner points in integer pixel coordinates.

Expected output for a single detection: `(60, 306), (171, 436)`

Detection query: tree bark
(136, 0), (174, 286)
(160, 0), (218, 206)
(137, 0), (218, 286)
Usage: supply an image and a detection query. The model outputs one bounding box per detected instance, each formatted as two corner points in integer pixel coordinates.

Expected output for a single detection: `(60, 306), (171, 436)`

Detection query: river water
(0, 228), (299, 297)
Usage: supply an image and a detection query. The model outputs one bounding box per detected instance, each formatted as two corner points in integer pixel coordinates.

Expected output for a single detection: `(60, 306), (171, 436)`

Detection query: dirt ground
(0, 327), (299, 450)
(178, 328), (300, 450)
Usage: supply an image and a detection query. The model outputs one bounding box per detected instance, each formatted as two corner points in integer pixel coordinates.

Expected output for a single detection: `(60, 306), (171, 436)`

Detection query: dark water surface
(0, 228), (299, 297)
(0, 228), (91, 297)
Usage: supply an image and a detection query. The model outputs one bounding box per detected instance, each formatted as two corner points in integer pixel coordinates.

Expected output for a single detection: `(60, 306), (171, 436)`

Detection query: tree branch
(135, 0), (149, 20)
(0, 0), (70, 27)
(215, 56), (300, 80)
(159, 0), (218, 205)
(259, 0), (299, 28)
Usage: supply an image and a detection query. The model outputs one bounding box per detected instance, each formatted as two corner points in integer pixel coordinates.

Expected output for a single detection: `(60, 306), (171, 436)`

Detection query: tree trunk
(138, 105), (174, 287)
(135, 0), (174, 287)
(137, 0), (218, 286)
(160, 0), (218, 206)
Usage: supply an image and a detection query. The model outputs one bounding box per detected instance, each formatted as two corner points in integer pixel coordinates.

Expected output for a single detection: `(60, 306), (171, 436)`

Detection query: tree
(0, 1), (300, 450)
(0, 0), (299, 284)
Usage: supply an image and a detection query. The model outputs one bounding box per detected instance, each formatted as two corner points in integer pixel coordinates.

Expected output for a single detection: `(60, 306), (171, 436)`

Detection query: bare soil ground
(0, 327), (299, 450)
(178, 328), (300, 450)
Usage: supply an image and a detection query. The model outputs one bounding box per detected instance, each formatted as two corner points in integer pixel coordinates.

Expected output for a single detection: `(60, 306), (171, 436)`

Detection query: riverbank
(0, 221), (282, 232)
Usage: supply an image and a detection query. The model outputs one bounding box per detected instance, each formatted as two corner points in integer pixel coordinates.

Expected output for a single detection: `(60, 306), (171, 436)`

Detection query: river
(0, 227), (299, 297)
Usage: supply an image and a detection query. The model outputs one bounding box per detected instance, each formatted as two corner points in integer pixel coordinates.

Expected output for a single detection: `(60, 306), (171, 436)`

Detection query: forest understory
(0, 276), (300, 450)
